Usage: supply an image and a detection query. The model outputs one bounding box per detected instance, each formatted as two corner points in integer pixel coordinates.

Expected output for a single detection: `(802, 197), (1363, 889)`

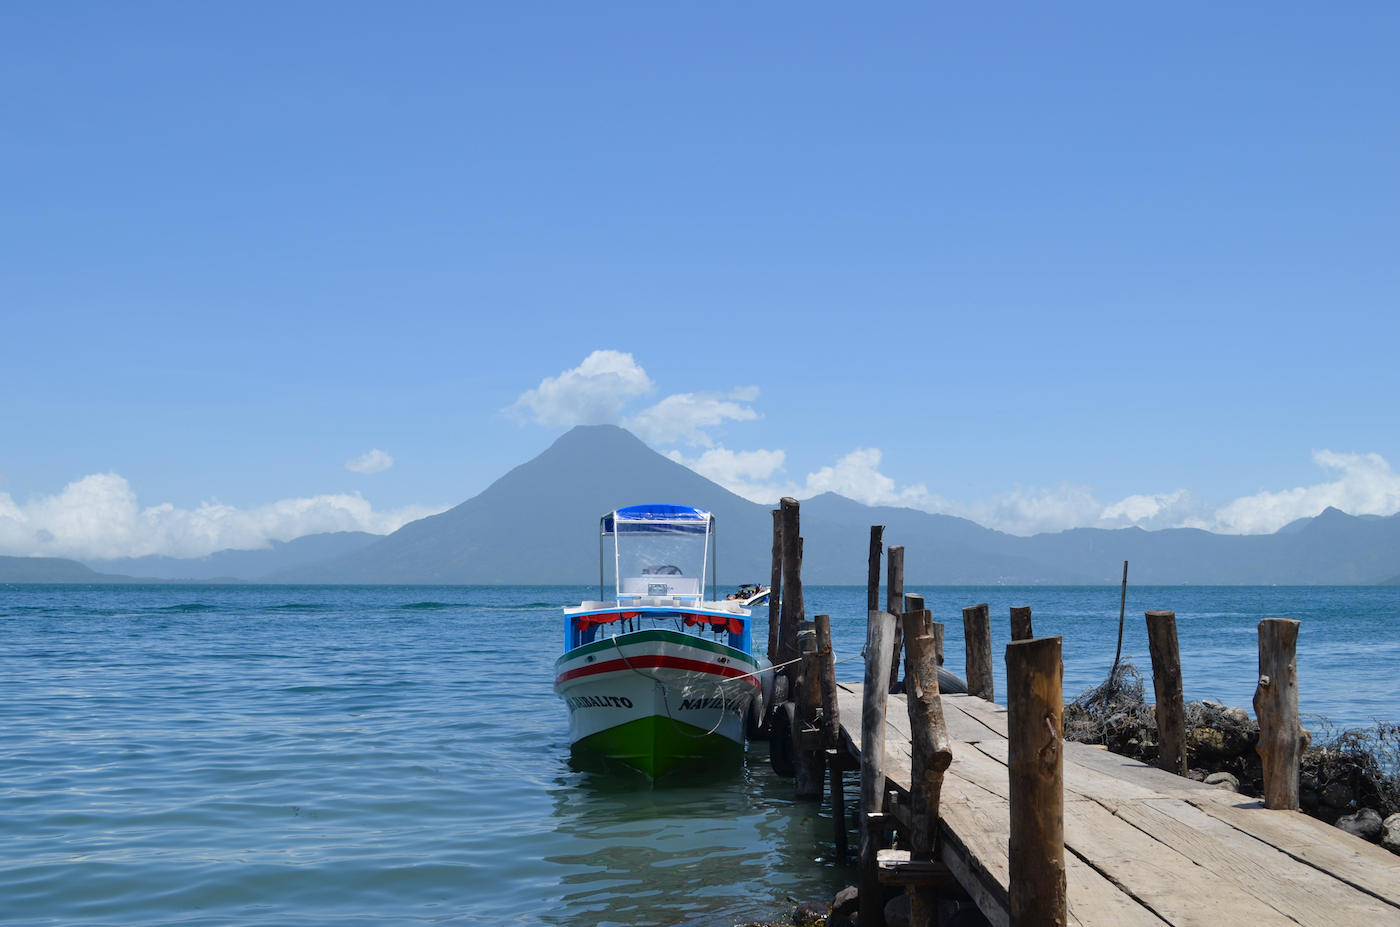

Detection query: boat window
(616, 526), (706, 600)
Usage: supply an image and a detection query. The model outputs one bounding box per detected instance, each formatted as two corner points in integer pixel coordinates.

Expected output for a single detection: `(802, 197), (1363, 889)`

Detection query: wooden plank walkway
(837, 682), (1400, 927)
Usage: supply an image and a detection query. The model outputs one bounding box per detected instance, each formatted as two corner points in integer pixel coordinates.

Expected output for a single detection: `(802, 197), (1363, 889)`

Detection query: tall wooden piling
(867, 525), (884, 613)
(815, 613), (847, 860)
(779, 497), (804, 685)
(860, 609), (896, 927)
(1006, 636), (1066, 927)
(887, 546), (905, 692)
(905, 612), (953, 927)
(1010, 605), (1034, 642)
(1254, 618), (1303, 810)
(768, 509), (783, 671)
(963, 603), (994, 702)
(795, 619), (824, 800)
(1145, 610), (1187, 776)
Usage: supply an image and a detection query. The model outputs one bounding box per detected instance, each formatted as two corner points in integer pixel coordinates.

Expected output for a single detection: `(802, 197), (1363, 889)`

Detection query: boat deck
(837, 682), (1400, 927)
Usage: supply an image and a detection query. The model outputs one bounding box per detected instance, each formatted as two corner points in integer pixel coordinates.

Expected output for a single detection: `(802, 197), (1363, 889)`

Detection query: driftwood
(1006, 636), (1066, 927)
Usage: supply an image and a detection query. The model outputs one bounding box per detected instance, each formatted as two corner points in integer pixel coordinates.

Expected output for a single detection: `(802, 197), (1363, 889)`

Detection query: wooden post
(1006, 636), (1066, 927)
(815, 614), (847, 860)
(768, 509), (783, 669)
(867, 525), (884, 614)
(1112, 560), (1129, 675)
(1254, 618), (1303, 810)
(962, 603), (994, 702)
(1145, 610), (1187, 776)
(860, 609), (896, 927)
(887, 546), (905, 692)
(779, 497), (803, 686)
(905, 612), (953, 927)
(795, 620), (825, 800)
(904, 592), (924, 615)
(1010, 605), (1034, 642)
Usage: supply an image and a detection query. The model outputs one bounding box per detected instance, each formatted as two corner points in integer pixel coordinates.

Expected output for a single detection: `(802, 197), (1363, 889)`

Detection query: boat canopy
(599, 505), (716, 603)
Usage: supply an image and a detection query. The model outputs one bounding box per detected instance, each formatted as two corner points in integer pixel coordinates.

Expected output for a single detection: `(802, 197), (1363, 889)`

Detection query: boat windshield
(603, 505), (712, 603)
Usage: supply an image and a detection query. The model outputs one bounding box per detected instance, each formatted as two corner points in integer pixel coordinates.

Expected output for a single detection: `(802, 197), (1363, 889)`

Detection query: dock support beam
(1146, 610), (1187, 776)
(1255, 618), (1304, 810)
(963, 603), (994, 702)
(1006, 636), (1066, 927)
(860, 609), (896, 927)
(905, 610), (952, 927)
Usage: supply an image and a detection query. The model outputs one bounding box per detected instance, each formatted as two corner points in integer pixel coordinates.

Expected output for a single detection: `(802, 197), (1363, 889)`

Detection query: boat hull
(554, 628), (759, 777)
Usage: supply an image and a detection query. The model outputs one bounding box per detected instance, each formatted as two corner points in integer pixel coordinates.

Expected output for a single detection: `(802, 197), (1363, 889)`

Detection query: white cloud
(510, 350), (654, 427)
(0, 472), (447, 560)
(345, 449), (394, 474)
(626, 389), (760, 446)
(1207, 451), (1400, 534)
(667, 443), (1400, 537)
(511, 350), (760, 447)
(667, 445), (937, 509)
(666, 446), (788, 498)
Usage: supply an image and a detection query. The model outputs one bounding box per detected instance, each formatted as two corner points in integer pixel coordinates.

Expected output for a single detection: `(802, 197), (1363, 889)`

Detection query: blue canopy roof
(601, 504), (713, 535)
(614, 504), (710, 521)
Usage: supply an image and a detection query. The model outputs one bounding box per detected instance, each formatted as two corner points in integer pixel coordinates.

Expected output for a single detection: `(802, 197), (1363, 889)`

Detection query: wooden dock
(836, 681), (1400, 927)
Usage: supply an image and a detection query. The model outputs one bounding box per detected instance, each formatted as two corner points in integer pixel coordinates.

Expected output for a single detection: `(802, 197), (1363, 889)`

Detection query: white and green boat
(554, 505), (770, 777)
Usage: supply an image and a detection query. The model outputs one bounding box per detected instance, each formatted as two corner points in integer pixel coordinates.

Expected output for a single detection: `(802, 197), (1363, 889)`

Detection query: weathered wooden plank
(1184, 794), (1400, 906)
(839, 680), (1400, 927)
(1064, 800), (1302, 927)
(1113, 798), (1400, 925)
(973, 739), (1170, 804)
(945, 692), (1010, 736)
(1064, 852), (1170, 927)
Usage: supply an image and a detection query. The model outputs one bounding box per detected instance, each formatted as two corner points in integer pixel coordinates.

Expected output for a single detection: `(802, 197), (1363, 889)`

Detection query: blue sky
(2, 4), (1397, 558)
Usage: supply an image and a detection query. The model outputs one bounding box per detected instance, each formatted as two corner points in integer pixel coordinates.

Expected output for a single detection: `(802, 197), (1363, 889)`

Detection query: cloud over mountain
(0, 473), (445, 560)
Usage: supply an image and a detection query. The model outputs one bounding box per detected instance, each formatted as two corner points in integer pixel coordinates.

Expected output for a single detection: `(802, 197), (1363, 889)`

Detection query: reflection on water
(544, 744), (854, 927)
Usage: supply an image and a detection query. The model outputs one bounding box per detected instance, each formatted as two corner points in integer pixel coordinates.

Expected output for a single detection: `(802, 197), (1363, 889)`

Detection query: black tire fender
(769, 701), (797, 778)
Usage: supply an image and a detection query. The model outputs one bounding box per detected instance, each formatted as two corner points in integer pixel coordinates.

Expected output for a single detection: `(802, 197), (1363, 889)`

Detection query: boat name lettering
(679, 696), (732, 711)
(566, 695), (634, 710)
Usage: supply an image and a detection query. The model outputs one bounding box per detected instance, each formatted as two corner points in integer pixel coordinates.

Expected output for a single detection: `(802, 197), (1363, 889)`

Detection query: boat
(553, 504), (771, 777)
(726, 583), (771, 607)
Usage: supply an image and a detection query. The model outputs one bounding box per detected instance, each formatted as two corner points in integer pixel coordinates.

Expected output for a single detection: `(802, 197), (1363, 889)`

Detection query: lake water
(3, 584), (1398, 926)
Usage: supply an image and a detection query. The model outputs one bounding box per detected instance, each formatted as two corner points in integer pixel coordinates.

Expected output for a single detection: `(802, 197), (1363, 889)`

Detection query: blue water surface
(2, 584), (1397, 925)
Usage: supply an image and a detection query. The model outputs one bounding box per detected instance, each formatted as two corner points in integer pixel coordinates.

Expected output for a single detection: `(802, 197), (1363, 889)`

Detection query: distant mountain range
(6, 425), (1400, 585)
(81, 532), (381, 580)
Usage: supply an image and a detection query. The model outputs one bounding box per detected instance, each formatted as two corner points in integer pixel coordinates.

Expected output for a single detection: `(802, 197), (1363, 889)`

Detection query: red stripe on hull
(555, 654), (762, 688)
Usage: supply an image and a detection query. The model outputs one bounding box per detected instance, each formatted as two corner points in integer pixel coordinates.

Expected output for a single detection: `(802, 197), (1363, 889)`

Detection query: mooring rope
(605, 633), (866, 740)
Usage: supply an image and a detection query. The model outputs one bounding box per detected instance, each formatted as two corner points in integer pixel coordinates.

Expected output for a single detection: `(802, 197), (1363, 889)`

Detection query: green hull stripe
(556, 627), (758, 670)
(574, 715), (742, 778)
